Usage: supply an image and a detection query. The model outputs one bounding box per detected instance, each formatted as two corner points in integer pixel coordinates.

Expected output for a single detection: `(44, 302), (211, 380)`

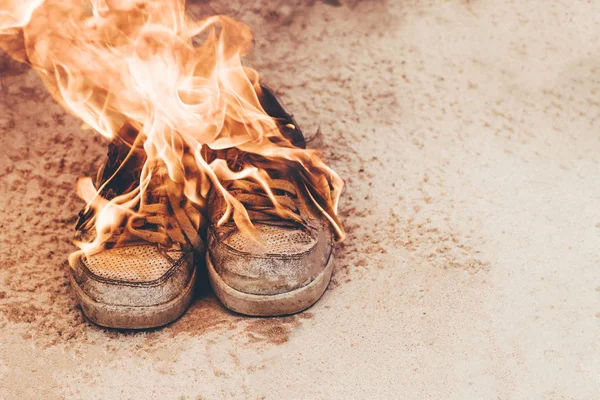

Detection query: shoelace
(211, 149), (307, 227)
(124, 177), (206, 253)
(224, 177), (304, 227)
(77, 127), (207, 253)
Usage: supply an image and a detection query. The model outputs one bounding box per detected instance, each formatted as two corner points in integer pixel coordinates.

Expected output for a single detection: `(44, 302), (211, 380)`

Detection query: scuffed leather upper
(72, 246), (194, 307)
(207, 182), (334, 295)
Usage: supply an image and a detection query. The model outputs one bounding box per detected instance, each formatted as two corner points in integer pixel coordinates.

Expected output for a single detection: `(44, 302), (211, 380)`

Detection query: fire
(0, 0), (345, 259)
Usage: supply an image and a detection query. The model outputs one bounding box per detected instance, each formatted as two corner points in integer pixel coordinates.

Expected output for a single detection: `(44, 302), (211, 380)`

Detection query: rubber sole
(70, 267), (196, 329)
(207, 252), (334, 317)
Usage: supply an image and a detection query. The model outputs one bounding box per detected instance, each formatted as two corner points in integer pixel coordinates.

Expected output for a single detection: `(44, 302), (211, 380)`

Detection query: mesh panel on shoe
(82, 246), (185, 283)
(224, 224), (316, 255)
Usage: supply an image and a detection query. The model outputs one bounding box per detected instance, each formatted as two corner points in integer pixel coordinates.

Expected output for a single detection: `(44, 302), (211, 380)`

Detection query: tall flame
(0, 0), (345, 257)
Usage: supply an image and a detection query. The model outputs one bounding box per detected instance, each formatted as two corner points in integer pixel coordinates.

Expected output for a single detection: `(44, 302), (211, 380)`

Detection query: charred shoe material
(70, 128), (206, 329)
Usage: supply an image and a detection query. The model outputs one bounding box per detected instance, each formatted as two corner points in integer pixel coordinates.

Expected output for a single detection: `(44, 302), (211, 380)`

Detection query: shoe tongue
(144, 170), (168, 204)
(97, 125), (146, 200)
(258, 85), (306, 149)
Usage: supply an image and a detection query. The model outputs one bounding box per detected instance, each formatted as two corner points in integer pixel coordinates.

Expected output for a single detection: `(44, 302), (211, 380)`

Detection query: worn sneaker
(69, 127), (206, 329)
(206, 87), (336, 316)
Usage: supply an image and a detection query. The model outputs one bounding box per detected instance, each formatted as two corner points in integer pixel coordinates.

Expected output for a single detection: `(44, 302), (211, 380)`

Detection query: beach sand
(0, 0), (599, 398)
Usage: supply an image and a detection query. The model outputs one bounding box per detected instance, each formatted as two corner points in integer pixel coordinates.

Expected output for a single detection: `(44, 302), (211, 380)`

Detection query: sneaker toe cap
(71, 245), (195, 307)
(209, 224), (333, 295)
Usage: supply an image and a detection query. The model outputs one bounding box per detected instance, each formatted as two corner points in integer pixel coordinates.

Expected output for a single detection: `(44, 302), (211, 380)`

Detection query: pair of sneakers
(69, 86), (339, 329)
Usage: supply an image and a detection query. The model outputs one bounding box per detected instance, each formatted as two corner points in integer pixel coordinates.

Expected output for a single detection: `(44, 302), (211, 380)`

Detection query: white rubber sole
(70, 268), (196, 329)
(207, 252), (334, 317)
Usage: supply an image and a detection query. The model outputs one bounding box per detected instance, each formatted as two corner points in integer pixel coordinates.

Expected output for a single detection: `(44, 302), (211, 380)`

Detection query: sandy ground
(1, 0), (599, 399)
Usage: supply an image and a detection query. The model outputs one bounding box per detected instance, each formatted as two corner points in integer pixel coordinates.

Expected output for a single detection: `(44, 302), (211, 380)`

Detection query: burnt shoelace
(124, 177), (206, 253)
(214, 149), (307, 228)
(77, 127), (207, 253)
(223, 177), (305, 227)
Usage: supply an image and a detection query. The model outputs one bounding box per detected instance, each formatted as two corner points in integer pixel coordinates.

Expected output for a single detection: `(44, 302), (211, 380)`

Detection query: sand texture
(1, 0), (599, 399)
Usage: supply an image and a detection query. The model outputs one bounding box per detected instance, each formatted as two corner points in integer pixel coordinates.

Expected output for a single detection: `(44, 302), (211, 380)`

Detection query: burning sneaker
(69, 128), (206, 329)
(206, 87), (343, 316)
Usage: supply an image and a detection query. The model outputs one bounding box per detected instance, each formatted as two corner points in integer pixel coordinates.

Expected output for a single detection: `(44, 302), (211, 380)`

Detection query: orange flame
(0, 0), (345, 258)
